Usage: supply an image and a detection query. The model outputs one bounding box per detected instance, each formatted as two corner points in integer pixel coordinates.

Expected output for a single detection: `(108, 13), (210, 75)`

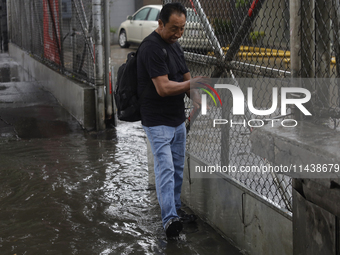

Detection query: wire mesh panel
(187, 77), (293, 211)
(8, 0), (96, 84)
(300, 0), (340, 129)
(178, 0), (340, 212)
(175, 0), (296, 212)
(62, 0), (95, 82)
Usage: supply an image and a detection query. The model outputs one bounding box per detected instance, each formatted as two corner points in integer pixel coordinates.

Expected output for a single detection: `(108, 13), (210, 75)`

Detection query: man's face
(158, 12), (186, 44)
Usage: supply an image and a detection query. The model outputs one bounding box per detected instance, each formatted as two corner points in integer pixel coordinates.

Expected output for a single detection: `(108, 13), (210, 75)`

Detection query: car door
(128, 7), (150, 43)
(142, 8), (160, 39)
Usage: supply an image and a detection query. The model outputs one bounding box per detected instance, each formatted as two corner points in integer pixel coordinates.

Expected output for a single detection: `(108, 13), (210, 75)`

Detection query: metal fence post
(221, 92), (231, 169)
(6, 0), (10, 46)
(300, 0), (315, 119)
(331, 0), (340, 108)
(290, 0), (302, 120)
(72, 28), (77, 72)
(104, 0), (112, 119)
(315, 0), (330, 110)
(332, 0), (340, 80)
(59, 0), (64, 73)
(192, 0), (225, 62)
(20, 0), (22, 47)
(111, 65), (117, 126)
(301, 0), (315, 78)
(290, 0), (301, 79)
(93, 0), (106, 130)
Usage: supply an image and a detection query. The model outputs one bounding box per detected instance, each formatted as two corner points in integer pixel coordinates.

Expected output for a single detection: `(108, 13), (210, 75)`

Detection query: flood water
(0, 119), (241, 254)
(0, 47), (241, 254)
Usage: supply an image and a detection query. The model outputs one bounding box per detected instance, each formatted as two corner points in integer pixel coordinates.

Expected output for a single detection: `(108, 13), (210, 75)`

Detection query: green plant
(249, 31), (265, 44)
(235, 0), (249, 8)
(110, 27), (117, 34)
(212, 18), (233, 35)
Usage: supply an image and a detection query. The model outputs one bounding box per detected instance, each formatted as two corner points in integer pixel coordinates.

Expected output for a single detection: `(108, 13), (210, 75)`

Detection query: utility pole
(104, 0), (113, 123)
(93, 0), (106, 130)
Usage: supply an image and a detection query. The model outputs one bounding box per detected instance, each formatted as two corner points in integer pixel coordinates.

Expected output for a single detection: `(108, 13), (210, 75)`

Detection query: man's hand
(189, 89), (201, 109)
(190, 76), (213, 89)
(186, 76), (214, 110)
(183, 73), (213, 109)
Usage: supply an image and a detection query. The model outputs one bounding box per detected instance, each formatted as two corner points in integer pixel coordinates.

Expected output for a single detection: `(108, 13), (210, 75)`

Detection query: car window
(134, 8), (150, 21)
(147, 8), (160, 21)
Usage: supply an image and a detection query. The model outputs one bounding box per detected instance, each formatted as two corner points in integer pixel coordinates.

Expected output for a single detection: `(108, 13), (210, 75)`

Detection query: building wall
(146, 141), (293, 255)
(142, 0), (162, 7)
(135, 0), (162, 12)
(110, 0), (135, 37)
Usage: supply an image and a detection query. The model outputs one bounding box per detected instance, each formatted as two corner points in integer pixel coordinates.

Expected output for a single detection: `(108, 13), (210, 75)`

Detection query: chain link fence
(299, 0), (340, 128)
(173, 0), (340, 212)
(8, 0), (98, 84)
(7, 0), (340, 212)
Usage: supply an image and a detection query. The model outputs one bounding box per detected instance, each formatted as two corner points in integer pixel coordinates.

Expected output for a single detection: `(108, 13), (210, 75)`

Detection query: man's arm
(184, 72), (201, 108)
(183, 72), (191, 82)
(184, 72), (193, 97)
(151, 72), (204, 99)
(151, 73), (190, 97)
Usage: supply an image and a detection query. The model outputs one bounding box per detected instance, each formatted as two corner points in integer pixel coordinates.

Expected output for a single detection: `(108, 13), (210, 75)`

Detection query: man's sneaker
(177, 208), (197, 223)
(165, 217), (183, 238)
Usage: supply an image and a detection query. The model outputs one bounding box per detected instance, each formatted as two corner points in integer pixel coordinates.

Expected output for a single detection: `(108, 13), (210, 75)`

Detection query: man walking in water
(137, 3), (199, 238)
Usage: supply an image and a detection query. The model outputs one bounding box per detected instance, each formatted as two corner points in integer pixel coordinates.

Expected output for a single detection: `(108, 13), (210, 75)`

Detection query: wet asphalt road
(0, 49), (243, 254)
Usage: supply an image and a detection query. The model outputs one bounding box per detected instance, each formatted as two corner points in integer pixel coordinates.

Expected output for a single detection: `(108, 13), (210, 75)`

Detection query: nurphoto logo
(197, 82), (312, 128)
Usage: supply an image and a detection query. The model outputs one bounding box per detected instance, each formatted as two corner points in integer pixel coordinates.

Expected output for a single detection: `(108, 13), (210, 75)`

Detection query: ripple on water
(0, 121), (241, 255)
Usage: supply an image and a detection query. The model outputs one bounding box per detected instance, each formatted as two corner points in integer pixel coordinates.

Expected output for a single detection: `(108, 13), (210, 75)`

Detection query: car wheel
(119, 30), (130, 48)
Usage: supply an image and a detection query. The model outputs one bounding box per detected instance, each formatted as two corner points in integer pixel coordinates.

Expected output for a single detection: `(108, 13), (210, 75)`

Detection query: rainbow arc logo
(197, 82), (222, 115)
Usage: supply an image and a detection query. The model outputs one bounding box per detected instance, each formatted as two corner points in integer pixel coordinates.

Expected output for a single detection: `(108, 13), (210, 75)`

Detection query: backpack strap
(136, 34), (168, 104)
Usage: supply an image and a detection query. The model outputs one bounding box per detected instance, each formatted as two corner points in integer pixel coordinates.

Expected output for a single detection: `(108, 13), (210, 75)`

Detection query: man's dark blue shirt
(137, 31), (189, 127)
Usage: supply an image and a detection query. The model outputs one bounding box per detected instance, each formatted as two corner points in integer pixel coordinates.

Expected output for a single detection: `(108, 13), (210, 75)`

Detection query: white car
(118, 5), (161, 48)
(118, 5), (213, 53)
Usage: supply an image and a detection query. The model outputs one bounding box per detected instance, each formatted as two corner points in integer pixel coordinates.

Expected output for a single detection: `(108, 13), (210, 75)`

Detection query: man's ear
(158, 19), (164, 30)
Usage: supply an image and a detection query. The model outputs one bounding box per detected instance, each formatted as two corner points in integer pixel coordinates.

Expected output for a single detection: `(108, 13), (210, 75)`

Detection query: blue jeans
(143, 122), (186, 229)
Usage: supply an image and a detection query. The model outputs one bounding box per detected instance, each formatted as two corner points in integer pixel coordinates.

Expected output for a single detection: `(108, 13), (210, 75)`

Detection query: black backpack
(114, 37), (166, 122)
